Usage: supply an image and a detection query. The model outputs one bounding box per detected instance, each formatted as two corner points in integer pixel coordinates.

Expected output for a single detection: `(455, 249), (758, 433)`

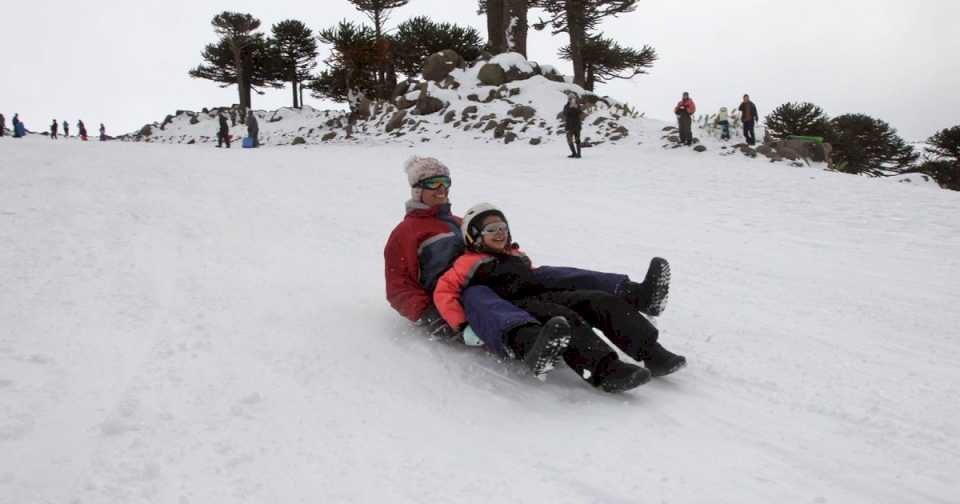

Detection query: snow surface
(1, 134), (959, 503)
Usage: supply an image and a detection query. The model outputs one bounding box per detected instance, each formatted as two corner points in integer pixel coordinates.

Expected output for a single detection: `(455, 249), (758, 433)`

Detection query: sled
(242, 137), (255, 148)
(788, 135), (824, 144)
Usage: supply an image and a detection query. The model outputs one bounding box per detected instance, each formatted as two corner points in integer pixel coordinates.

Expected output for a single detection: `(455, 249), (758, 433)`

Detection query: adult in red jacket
(384, 157), (674, 359)
(674, 92), (697, 146)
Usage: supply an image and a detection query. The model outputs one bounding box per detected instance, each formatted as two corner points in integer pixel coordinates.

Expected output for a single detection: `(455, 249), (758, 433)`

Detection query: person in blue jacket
(12, 114), (26, 138)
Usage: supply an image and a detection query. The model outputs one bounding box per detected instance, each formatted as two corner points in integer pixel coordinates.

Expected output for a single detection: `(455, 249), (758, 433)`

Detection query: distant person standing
(674, 92), (696, 146)
(217, 112), (230, 148)
(12, 113), (26, 138)
(0, 113), (5, 137)
(63, 120), (69, 138)
(715, 107), (731, 140)
(99, 123), (107, 141)
(50, 119), (58, 139)
(739, 94), (759, 146)
(246, 110), (259, 148)
(78, 120), (88, 141)
(562, 96), (583, 158)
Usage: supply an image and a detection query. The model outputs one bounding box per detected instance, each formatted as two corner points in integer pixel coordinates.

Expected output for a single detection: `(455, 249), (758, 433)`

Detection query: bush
(918, 125), (960, 190)
(390, 16), (484, 77)
(764, 102), (833, 140)
(828, 114), (917, 176)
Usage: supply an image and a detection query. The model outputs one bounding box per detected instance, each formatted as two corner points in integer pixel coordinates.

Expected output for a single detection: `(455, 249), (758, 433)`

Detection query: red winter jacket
(675, 98), (696, 116)
(384, 201), (464, 322)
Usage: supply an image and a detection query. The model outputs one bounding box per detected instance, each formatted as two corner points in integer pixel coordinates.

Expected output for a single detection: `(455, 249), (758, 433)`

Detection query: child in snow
(715, 107), (731, 140)
(433, 203), (687, 393)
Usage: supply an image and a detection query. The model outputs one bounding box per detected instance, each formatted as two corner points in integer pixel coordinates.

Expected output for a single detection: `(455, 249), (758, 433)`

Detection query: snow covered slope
(1, 135), (958, 503)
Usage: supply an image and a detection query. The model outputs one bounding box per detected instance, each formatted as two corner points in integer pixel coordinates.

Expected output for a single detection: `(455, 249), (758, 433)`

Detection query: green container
(787, 135), (824, 144)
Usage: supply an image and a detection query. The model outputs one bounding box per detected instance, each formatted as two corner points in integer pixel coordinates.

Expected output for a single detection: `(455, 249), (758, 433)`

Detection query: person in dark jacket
(50, 119), (58, 139)
(246, 110), (259, 147)
(62, 120), (69, 138)
(12, 114), (26, 138)
(562, 96), (584, 158)
(738, 94), (759, 145)
(77, 120), (88, 141)
(674, 92), (696, 146)
(385, 157), (674, 379)
(434, 204), (686, 393)
(99, 124), (107, 141)
(0, 113), (5, 137)
(217, 113), (230, 148)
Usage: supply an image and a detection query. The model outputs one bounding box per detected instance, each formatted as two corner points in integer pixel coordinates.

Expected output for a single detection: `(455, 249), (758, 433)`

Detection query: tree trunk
(299, 85), (305, 109)
(292, 79), (299, 109)
(486, 0), (507, 54)
(231, 41), (248, 124)
(565, 0), (587, 88)
(505, 0), (528, 57)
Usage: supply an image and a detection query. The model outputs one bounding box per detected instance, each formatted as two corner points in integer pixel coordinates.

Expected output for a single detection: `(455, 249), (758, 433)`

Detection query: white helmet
(461, 202), (508, 248)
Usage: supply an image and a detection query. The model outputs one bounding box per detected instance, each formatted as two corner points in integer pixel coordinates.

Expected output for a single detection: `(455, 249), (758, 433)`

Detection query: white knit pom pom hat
(404, 156), (450, 202)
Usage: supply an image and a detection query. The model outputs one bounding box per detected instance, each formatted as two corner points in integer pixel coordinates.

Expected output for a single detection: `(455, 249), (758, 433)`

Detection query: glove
(418, 305), (461, 340)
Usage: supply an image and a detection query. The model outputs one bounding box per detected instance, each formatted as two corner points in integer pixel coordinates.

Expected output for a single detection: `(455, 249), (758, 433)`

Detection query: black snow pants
(677, 113), (693, 145)
(743, 120), (756, 145)
(513, 290), (660, 377)
(566, 128), (582, 157)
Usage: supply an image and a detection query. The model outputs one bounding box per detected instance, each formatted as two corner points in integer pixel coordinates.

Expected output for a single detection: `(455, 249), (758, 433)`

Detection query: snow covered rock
(422, 50), (464, 83)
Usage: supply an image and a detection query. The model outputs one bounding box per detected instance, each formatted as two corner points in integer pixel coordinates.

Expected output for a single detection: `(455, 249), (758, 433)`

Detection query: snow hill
(2, 132), (958, 503)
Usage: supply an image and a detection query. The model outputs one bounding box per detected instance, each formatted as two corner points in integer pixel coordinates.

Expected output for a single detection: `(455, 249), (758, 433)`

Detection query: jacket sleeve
(384, 225), (431, 322)
(433, 256), (481, 329)
(689, 100), (697, 114)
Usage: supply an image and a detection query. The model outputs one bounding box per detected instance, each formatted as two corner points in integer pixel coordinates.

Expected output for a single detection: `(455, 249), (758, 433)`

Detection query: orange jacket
(433, 248), (530, 328)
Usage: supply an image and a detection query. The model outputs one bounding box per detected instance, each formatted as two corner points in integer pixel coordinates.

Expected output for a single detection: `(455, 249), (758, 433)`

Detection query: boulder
(321, 132), (337, 142)
(540, 65), (564, 83)
(414, 96), (445, 115)
(139, 124), (153, 137)
(529, 137), (542, 146)
(385, 110), (408, 133)
(478, 63), (507, 86)
(291, 136), (306, 145)
(504, 132), (518, 144)
(693, 145), (707, 153)
(391, 81), (411, 101)
(422, 50), (464, 82)
(508, 105), (536, 121)
(461, 105), (478, 118)
(189, 116), (199, 125)
(443, 110), (457, 123)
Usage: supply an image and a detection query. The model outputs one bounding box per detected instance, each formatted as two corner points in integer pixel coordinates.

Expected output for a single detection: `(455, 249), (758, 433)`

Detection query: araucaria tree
(534, 0), (639, 88)
(829, 114), (918, 176)
(347, 0), (410, 99)
(764, 102), (833, 140)
(559, 33), (656, 91)
(312, 21), (379, 103)
(271, 20), (318, 109)
(478, 0), (535, 56)
(919, 125), (960, 190)
(189, 12), (279, 120)
(391, 17), (485, 77)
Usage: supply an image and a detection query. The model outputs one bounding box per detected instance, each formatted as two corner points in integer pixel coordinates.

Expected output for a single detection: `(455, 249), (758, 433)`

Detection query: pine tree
(559, 33), (656, 90)
(271, 20), (318, 109)
(533, 0), (638, 88)
(189, 12), (278, 120)
(312, 21), (379, 103)
(347, 0), (410, 100)
(764, 102), (833, 140)
(391, 17), (484, 77)
(829, 114), (918, 176)
(918, 125), (960, 190)
(478, 0), (534, 56)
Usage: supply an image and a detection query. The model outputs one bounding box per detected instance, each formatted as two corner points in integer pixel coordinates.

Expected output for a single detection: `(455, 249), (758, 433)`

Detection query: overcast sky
(2, 0), (958, 140)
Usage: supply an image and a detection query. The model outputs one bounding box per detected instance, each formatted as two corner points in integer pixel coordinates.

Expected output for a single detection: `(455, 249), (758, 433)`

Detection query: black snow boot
(642, 342), (687, 377)
(567, 143), (578, 158)
(620, 257), (671, 316)
(508, 317), (573, 378)
(590, 354), (650, 393)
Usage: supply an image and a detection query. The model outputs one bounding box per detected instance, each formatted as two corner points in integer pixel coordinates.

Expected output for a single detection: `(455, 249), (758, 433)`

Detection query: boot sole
(599, 368), (652, 393)
(648, 356), (687, 377)
(644, 258), (671, 317)
(526, 317), (572, 379)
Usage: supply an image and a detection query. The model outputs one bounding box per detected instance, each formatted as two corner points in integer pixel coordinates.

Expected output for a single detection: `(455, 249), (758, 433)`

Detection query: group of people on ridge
(215, 110), (259, 149)
(384, 156), (687, 394)
(0, 114), (106, 141)
(674, 92), (759, 146)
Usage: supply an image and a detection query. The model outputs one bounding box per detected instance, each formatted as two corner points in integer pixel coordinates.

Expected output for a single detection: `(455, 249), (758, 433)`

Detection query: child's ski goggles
(416, 176), (452, 190)
(481, 223), (509, 235)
